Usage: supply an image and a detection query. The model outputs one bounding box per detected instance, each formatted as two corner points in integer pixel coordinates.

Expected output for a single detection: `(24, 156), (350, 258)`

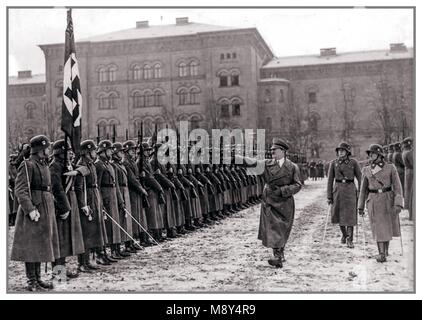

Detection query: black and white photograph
(5, 4), (416, 296)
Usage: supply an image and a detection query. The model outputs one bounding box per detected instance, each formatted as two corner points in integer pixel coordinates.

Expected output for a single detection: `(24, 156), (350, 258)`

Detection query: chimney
(320, 47), (337, 57)
(390, 43), (407, 52)
(18, 70), (32, 78)
(176, 17), (189, 25)
(136, 21), (149, 28)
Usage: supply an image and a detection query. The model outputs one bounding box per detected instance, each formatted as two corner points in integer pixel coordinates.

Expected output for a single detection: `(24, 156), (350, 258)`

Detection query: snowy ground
(7, 179), (414, 293)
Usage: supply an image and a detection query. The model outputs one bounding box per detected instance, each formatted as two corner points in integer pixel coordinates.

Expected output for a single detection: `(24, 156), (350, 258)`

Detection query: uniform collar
(337, 156), (350, 164)
(370, 158), (385, 169)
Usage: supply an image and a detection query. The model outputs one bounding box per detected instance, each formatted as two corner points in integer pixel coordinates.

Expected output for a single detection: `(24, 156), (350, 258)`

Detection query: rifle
(97, 124), (101, 144)
(137, 124), (150, 209)
(112, 125), (116, 143)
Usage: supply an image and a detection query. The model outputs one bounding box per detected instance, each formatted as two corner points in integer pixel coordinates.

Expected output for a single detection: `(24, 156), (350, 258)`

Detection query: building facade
(8, 18), (413, 160)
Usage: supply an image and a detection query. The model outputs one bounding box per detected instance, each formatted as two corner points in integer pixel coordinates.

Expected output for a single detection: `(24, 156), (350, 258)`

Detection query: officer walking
(327, 142), (362, 248)
(11, 135), (59, 291)
(358, 144), (404, 263)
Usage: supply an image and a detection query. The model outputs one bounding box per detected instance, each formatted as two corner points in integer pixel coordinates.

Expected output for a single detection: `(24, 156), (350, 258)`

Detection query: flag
(61, 9), (82, 155)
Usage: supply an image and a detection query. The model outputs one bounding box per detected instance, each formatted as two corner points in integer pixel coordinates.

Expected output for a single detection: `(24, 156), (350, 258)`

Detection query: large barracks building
(8, 17), (413, 160)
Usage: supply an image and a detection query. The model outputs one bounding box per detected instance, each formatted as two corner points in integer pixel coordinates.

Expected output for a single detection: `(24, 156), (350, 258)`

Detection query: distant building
(8, 18), (413, 160)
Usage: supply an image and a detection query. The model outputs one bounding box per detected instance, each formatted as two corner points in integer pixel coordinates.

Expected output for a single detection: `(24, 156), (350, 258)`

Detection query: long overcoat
(243, 158), (302, 249)
(392, 151), (405, 190)
(112, 161), (133, 241)
(123, 158), (148, 237)
(95, 158), (122, 245)
(74, 157), (107, 250)
(358, 162), (404, 242)
(50, 158), (85, 258)
(402, 148), (414, 220)
(11, 155), (60, 262)
(327, 157), (362, 226)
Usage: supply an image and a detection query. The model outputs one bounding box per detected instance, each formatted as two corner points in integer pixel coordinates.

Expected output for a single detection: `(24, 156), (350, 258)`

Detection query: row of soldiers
(9, 134), (265, 291)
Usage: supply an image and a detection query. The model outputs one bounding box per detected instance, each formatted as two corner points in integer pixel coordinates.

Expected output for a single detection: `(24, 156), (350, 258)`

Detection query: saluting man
(358, 144), (404, 263)
(236, 138), (302, 268)
(327, 142), (362, 248)
(11, 135), (60, 291)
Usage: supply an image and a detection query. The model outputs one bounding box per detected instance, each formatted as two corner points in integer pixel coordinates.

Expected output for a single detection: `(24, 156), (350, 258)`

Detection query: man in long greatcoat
(392, 142), (405, 190)
(74, 140), (107, 270)
(358, 144), (403, 263)
(236, 138), (302, 268)
(50, 140), (86, 280)
(11, 135), (59, 291)
(327, 142), (362, 248)
(402, 137), (414, 221)
(122, 140), (149, 248)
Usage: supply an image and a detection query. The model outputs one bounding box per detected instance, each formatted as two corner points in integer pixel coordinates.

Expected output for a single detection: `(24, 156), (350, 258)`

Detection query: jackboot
(385, 241), (390, 257)
(340, 226), (347, 244)
(268, 248), (283, 268)
(77, 254), (92, 273)
(346, 226), (354, 248)
(376, 242), (387, 263)
(25, 262), (43, 292)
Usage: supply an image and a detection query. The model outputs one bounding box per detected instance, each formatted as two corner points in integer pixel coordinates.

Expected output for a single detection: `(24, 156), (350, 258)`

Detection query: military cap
(270, 138), (289, 151)
(366, 144), (384, 157)
(97, 140), (113, 153)
(388, 144), (395, 151)
(123, 140), (137, 151)
(30, 135), (51, 154)
(383, 145), (389, 152)
(52, 139), (72, 155)
(112, 142), (124, 153)
(80, 140), (96, 153)
(141, 142), (152, 151)
(335, 141), (352, 155)
(394, 142), (402, 151)
(402, 137), (413, 146)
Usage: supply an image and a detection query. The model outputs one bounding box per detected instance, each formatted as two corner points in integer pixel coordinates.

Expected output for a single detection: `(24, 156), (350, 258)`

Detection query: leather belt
(31, 185), (51, 192)
(335, 179), (354, 183)
(101, 183), (116, 188)
(368, 186), (392, 193)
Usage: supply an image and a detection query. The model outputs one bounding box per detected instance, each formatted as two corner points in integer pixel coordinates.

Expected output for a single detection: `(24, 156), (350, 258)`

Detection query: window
(145, 91), (153, 107)
(190, 116), (201, 129)
(178, 89), (188, 105)
(308, 92), (317, 103)
(99, 92), (118, 109)
(221, 104), (229, 118)
(279, 89), (285, 103)
(143, 65), (152, 79)
(108, 67), (117, 82)
(226, 53), (231, 59)
(232, 52), (237, 59)
(189, 61), (199, 76)
(153, 64), (162, 79)
(98, 68), (107, 82)
(232, 102), (241, 117)
(154, 90), (164, 106)
(133, 65), (142, 80)
(220, 75), (228, 87)
(220, 53), (225, 60)
(133, 92), (145, 108)
(265, 89), (272, 102)
(98, 121), (107, 137)
(178, 62), (188, 77)
(231, 74), (239, 86)
(25, 103), (36, 119)
(144, 119), (154, 136)
(109, 92), (118, 109)
(189, 87), (200, 105)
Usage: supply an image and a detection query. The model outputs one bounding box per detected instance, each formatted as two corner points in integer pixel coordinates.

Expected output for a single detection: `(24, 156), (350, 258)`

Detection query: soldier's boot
(77, 253), (93, 273)
(118, 244), (131, 258)
(103, 247), (118, 263)
(124, 241), (137, 253)
(96, 248), (111, 265)
(340, 226), (347, 244)
(385, 241), (390, 257)
(110, 245), (124, 260)
(240, 202), (249, 210)
(167, 228), (177, 238)
(176, 226), (186, 235)
(131, 240), (144, 251)
(185, 220), (196, 231)
(34, 263), (54, 289)
(25, 263), (42, 292)
(193, 218), (204, 228)
(140, 232), (154, 246)
(268, 248), (283, 268)
(376, 242), (387, 263)
(84, 252), (100, 270)
(346, 227), (355, 248)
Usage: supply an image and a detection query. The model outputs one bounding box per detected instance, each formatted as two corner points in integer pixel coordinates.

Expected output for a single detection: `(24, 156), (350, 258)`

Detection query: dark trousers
(25, 262), (41, 283)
